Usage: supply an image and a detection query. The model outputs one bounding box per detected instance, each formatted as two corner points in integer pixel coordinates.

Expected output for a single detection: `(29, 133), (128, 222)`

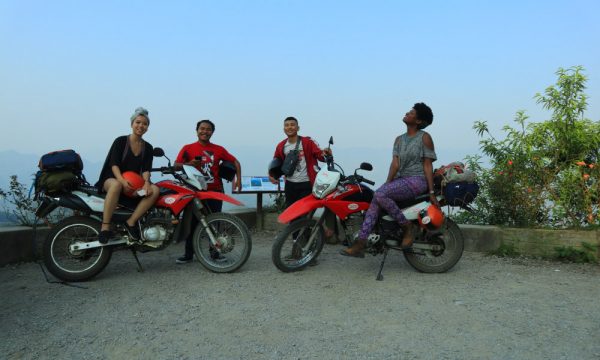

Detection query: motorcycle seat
(394, 192), (430, 209)
(77, 184), (102, 196)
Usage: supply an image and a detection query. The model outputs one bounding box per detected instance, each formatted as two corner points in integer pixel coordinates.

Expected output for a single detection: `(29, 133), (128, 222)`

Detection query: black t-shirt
(95, 135), (154, 189)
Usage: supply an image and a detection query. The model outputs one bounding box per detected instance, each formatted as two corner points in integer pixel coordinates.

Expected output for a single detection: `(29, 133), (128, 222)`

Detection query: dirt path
(2, 230), (600, 359)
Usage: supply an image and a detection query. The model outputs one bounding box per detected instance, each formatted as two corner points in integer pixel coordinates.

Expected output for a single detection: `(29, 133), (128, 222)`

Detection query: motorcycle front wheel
(193, 212), (252, 273)
(403, 218), (464, 273)
(43, 216), (112, 282)
(271, 219), (324, 273)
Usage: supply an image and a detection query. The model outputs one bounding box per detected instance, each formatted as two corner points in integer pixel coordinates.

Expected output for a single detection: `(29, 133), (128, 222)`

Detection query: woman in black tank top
(96, 107), (160, 244)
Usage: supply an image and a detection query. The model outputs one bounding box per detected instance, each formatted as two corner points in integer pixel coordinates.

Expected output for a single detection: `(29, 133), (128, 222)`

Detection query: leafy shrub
(0, 175), (37, 226)
(460, 66), (599, 228)
(0, 175), (70, 226)
(554, 242), (597, 263)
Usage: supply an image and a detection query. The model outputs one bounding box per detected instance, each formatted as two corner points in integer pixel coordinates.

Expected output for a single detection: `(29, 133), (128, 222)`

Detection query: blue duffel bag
(38, 149), (83, 173)
(444, 182), (479, 207)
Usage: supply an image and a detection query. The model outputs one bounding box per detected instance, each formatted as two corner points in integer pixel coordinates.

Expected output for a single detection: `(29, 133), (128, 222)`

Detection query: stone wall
(1, 211), (598, 266)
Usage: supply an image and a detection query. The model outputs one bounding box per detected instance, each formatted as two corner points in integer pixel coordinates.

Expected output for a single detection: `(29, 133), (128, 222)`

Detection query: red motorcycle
(38, 148), (252, 282)
(271, 137), (465, 280)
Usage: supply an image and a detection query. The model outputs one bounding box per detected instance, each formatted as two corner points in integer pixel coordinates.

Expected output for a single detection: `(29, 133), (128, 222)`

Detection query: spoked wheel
(271, 219), (324, 273)
(193, 213), (252, 273)
(43, 216), (112, 282)
(403, 219), (464, 273)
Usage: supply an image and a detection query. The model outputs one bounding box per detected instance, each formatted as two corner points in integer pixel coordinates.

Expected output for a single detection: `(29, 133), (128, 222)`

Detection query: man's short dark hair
(196, 119), (215, 132)
(413, 103), (433, 129)
(284, 116), (298, 124)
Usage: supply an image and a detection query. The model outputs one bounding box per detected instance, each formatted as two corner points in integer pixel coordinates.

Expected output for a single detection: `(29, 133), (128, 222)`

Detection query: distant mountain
(0, 150), (40, 189)
(0, 212), (18, 226)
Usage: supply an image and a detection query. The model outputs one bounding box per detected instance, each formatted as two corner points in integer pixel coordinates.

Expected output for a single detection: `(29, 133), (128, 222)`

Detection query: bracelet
(429, 190), (435, 194)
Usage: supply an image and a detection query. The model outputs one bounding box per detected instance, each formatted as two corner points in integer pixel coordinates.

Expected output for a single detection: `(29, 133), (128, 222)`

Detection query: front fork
(297, 210), (325, 252)
(192, 198), (220, 248)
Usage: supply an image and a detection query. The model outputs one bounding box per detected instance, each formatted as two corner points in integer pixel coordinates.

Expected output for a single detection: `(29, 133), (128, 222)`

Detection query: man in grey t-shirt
(270, 116), (330, 208)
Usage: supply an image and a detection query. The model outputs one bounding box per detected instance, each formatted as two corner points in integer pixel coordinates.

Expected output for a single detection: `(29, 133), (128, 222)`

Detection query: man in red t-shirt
(174, 119), (242, 264)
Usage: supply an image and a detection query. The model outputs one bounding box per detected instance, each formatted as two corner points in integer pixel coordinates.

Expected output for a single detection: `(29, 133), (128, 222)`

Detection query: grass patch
(487, 243), (520, 258)
(553, 242), (597, 263)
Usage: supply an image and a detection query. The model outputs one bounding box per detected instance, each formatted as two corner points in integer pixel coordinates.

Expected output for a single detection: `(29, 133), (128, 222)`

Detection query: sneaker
(98, 230), (114, 244)
(176, 255), (193, 264)
(125, 223), (141, 241)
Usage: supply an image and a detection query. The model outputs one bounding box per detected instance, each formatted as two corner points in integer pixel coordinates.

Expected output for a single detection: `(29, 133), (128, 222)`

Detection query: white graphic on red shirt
(200, 151), (215, 183)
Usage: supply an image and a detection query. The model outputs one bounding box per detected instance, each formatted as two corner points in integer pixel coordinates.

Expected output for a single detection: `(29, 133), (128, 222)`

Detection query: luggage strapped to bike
(34, 149), (89, 199)
(434, 162), (479, 207)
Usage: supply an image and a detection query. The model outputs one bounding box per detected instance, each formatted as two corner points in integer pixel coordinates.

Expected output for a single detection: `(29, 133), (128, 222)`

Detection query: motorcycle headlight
(312, 183), (329, 199)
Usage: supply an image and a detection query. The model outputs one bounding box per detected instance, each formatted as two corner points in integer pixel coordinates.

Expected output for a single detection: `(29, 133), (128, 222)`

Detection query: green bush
(553, 242), (597, 263)
(461, 66), (599, 228)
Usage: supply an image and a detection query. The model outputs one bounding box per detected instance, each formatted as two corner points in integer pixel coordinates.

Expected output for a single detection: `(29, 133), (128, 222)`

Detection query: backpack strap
(294, 136), (302, 151)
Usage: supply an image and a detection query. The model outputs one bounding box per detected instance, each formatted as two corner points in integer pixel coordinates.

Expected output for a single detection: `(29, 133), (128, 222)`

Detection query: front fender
(197, 191), (244, 206)
(278, 195), (324, 224)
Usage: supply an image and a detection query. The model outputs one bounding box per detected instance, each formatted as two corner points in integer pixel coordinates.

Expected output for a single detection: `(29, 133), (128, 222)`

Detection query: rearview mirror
(360, 162), (373, 171)
(328, 136), (334, 146)
(153, 148), (165, 157)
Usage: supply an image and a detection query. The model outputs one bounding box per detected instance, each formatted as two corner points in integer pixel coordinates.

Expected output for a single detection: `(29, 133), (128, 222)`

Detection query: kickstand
(376, 248), (388, 281)
(131, 249), (144, 272)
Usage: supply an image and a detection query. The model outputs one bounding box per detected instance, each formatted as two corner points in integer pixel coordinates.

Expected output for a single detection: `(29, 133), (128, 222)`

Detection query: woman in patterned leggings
(340, 103), (439, 258)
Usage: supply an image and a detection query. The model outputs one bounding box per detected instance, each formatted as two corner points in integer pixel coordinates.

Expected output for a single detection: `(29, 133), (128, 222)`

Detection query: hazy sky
(1, 1), (599, 177)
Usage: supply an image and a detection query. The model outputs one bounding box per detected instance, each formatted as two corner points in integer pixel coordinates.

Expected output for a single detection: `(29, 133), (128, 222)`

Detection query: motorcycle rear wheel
(271, 219), (324, 273)
(403, 218), (464, 273)
(192, 213), (252, 273)
(43, 216), (112, 282)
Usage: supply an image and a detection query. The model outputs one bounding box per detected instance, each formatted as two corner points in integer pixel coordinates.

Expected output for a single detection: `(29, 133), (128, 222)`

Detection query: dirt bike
(271, 137), (465, 280)
(37, 148), (252, 282)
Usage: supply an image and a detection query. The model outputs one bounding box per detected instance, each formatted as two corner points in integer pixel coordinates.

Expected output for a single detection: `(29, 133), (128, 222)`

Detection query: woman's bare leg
(126, 184), (160, 226)
(102, 178), (123, 231)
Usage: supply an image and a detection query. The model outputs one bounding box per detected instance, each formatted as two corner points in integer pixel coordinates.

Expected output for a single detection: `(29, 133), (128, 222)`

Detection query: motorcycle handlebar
(345, 174), (375, 187)
(151, 166), (175, 174)
(362, 178), (375, 186)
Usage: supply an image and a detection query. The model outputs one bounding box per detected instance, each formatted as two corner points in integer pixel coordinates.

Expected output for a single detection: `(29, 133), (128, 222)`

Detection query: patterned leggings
(358, 176), (427, 240)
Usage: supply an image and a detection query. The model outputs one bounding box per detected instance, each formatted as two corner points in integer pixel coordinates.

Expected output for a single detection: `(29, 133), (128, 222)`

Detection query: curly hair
(413, 103), (433, 129)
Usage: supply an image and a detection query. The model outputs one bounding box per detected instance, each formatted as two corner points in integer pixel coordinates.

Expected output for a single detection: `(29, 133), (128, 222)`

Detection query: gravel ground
(1, 229), (600, 360)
